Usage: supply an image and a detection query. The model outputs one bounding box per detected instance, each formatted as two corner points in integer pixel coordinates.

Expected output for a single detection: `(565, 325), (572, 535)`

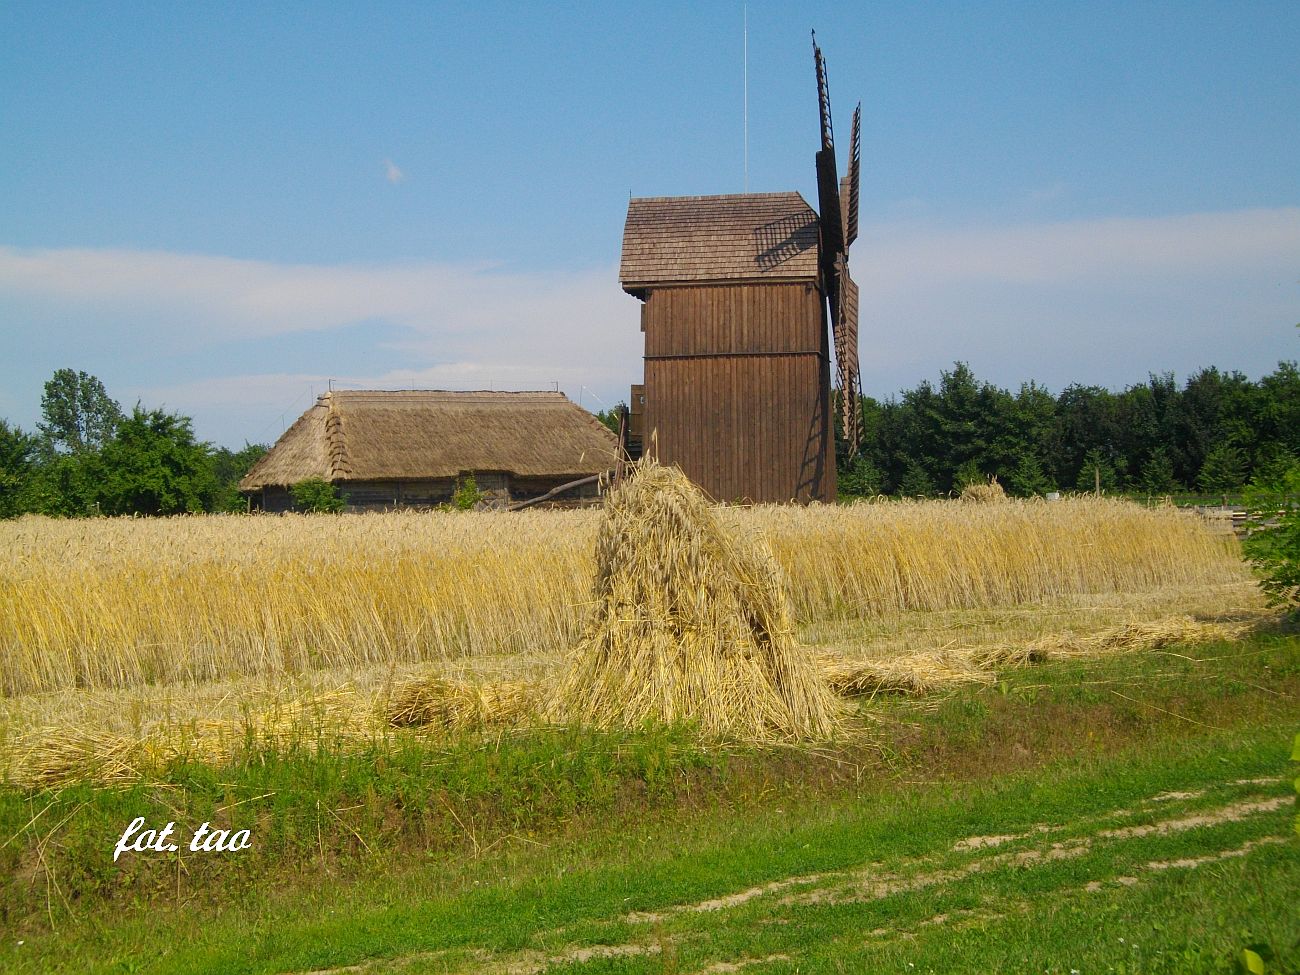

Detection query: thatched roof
(240, 390), (619, 490)
(620, 192), (820, 296)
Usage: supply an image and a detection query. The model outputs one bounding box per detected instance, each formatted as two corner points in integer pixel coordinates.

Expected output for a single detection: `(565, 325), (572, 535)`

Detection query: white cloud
(2, 205), (1296, 443)
(862, 207), (1300, 287)
(0, 245), (638, 346)
(854, 206), (1300, 394)
(0, 246), (644, 444)
(384, 158), (404, 184)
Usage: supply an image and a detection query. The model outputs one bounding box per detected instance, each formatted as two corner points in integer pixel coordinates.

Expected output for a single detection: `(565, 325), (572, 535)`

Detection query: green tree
(92, 407), (218, 515)
(1253, 445), (1298, 489)
(855, 360), (1300, 504)
(38, 368), (123, 454)
(987, 382), (1055, 490)
(1114, 373), (1178, 483)
(1242, 461), (1300, 618)
(210, 443), (270, 512)
(936, 363), (988, 488)
(838, 456), (882, 498)
(953, 459), (983, 490)
(24, 453), (99, 517)
(1197, 442), (1248, 494)
(1004, 454), (1054, 497)
(290, 477), (346, 513)
(0, 420), (39, 518)
(1172, 367), (1256, 486)
(1139, 447), (1177, 495)
(1255, 361), (1300, 458)
(1075, 447), (1119, 493)
(1054, 385), (1125, 489)
(593, 403), (628, 437)
(897, 459), (936, 498)
(891, 381), (943, 489)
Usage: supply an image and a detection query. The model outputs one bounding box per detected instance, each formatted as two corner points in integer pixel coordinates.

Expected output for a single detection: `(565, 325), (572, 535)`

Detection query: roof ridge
(330, 389), (567, 399)
(629, 191), (806, 204)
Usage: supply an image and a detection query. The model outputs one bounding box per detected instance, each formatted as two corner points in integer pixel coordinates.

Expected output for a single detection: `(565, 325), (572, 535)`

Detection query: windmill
(812, 32), (864, 456)
(617, 33), (864, 503)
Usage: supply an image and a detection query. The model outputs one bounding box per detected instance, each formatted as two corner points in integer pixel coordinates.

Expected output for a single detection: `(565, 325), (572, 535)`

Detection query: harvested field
(2, 606), (1274, 787)
(0, 477), (1273, 786)
(0, 495), (1248, 696)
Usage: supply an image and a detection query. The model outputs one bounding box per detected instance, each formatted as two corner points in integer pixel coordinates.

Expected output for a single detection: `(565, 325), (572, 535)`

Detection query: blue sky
(2, 1), (1297, 448)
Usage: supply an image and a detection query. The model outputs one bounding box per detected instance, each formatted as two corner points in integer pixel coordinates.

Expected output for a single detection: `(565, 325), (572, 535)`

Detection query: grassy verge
(3, 632), (1297, 973)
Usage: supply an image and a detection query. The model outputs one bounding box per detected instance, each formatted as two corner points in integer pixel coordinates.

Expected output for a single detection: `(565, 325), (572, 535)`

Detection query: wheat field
(0, 497), (1250, 697)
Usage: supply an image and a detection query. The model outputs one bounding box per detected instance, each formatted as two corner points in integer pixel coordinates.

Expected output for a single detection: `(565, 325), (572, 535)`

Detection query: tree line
(0, 369), (267, 518)
(836, 361), (1300, 499)
(4, 362), (1300, 518)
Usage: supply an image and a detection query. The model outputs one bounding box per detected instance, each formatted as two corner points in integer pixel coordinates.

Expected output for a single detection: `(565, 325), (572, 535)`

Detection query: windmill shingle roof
(620, 192), (820, 293)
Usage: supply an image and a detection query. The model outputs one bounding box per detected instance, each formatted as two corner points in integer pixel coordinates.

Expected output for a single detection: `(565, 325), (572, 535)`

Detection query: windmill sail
(843, 104), (861, 248)
(814, 32), (834, 149)
(836, 265), (862, 449)
(813, 35), (863, 456)
(812, 34), (844, 287)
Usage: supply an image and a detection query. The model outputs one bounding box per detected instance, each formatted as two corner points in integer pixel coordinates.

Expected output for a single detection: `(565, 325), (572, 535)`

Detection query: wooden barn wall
(510, 475), (601, 501)
(643, 282), (821, 357)
(256, 487), (294, 513)
(250, 473), (599, 513)
(641, 282), (835, 503)
(339, 480), (458, 510)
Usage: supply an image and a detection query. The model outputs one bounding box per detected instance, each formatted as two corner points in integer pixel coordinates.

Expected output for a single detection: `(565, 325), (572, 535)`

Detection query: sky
(2, 1), (1297, 449)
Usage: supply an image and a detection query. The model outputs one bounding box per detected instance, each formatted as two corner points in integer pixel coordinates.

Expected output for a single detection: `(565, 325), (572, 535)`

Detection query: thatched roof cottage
(240, 390), (619, 512)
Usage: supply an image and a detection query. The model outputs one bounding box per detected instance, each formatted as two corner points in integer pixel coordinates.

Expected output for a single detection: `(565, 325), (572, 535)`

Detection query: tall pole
(743, 4), (749, 193)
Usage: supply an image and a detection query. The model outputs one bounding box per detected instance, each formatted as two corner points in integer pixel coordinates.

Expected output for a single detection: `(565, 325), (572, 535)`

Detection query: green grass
(3, 632), (1298, 974)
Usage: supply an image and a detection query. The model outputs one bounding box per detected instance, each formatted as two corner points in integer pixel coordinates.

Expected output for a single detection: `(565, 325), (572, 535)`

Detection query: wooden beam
(506, 473), (605, 512)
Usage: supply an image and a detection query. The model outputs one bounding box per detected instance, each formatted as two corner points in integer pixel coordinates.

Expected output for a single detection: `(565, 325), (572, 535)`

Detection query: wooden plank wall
(641, 282), (835, 503)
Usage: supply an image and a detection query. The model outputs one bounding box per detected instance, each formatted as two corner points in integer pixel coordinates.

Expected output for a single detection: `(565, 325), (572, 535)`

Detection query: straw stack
(8, 689), (375, 789)
(959, 475), (1007, 504)
(550, 459), (842, 741)
(387, 677), (536, 730)
(815, 651), (994, 697)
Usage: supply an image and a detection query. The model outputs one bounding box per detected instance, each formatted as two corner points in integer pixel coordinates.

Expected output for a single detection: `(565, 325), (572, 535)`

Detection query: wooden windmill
(618, 34), (861, 502)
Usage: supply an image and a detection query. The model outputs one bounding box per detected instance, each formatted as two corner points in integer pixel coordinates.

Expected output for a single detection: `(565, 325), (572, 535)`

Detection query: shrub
(1004, 454), (1054, 498)
(291, 477), (345, 513)
(93, 407), (217, 516)
(452, 474), (486, 511)
(838, 456), (882, 499)
(1242, 462), (1300, 618)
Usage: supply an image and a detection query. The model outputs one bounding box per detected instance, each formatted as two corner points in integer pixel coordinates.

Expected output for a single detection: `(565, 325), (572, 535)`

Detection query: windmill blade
(838, 107), (863, 450)
(816, 146), (844, 275)
(815, 31), (860, 453)
(843, 104), (861, 249)
(812, 32), (844, 280)
(834, 262), (863, 453)
(839, 175), (852, 256)
(813, 32), (834, 151)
